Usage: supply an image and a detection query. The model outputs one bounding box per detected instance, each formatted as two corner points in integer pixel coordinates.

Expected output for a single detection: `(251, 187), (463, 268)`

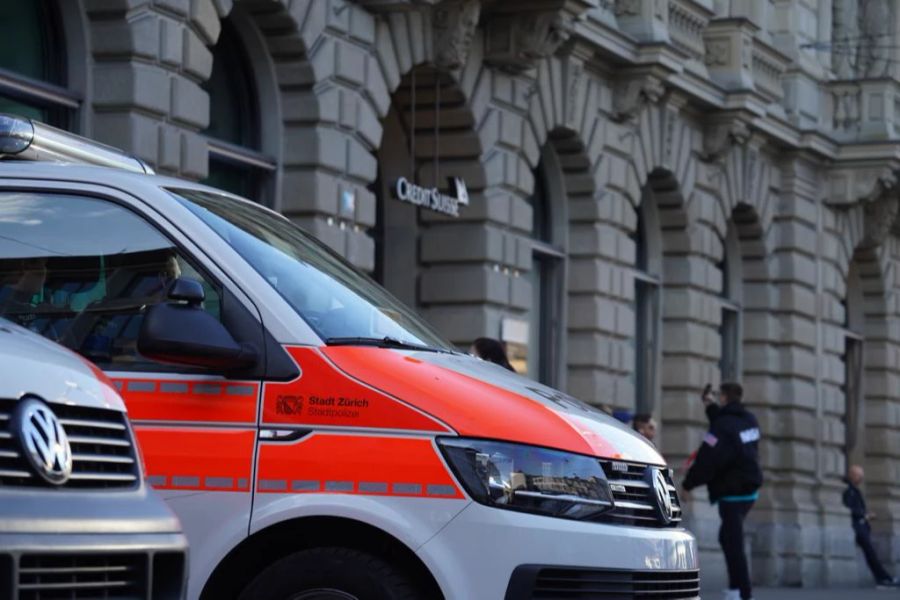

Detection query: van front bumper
(0, 488), (187, 599)
(0, 531), (188, 599)
(417, 502), (698, 600)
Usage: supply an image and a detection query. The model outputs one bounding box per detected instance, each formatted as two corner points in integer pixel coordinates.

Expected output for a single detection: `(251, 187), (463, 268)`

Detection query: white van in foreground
(0, 318), (187, 599)
(0, 114), (697, 599)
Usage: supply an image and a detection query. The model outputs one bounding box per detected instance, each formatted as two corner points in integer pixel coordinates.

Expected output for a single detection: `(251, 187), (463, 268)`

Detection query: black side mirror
(168, 277), (204, 305)
(137, 277), (257, 371)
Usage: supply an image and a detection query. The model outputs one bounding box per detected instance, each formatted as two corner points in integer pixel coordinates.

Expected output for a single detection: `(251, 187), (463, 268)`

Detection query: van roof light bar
(0, 114), (154, 174)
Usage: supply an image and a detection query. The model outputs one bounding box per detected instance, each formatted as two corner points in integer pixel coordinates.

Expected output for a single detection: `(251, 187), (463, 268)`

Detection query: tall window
(843, 261), (865, 465)
(526, 159), (565, 388)
(632, 197), (662, 413)
(719, 222), (743, 381)
(203, 18), (274, 202)
(0, 1), (77, 127)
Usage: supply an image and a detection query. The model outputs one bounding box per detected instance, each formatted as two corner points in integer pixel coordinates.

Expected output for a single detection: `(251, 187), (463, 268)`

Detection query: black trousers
(718, 500), (754, 600)
(854, 521), (891, 583)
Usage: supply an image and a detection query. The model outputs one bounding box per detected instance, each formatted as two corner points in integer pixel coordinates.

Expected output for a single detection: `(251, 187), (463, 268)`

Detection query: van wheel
(238, 547), (421, 600)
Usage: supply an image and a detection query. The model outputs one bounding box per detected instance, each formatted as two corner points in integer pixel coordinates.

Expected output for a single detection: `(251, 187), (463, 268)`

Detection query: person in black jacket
(683, 382), (762, 600)
(843, 464), (899, 587)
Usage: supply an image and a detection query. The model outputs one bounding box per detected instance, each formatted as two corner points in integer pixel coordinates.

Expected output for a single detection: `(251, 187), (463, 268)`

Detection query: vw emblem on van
(14, 398), (73, 485)
(651, 468), (674, 524)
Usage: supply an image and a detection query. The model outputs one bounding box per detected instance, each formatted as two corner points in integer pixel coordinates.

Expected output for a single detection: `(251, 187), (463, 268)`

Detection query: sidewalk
(701, 587), (900, 599)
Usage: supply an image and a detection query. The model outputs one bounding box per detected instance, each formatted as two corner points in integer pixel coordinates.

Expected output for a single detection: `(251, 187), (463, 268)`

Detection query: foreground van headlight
(437, 438), (615, 520)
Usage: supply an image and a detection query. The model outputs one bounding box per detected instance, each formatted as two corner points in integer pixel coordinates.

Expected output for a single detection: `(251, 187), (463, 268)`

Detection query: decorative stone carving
(832, 0), (860, 78)
(432, 0), (481, 70)
(702, 19), (757, 91)
(704, 39), (729, 66)
(701, 117), (751, 163)
(659, 101), (683, 170)
(564, 60), (584, 126)
(826, 166), (900, 249)
(482, 0), (596, 73)
(863, 197), (900, 247)
(828, 167), (895, 206)
(667, 0), (710, 63)
(832, 84), (862, 133)
(483, 12), (569, 72)
(743, 145), (759, 204)
(858, 0), (892, 78)
(751, 39), (789, 103)
(829, 79), (900, 141)
(611, 75), (665, 123)
(860, 173), (900, 248)
(740, 35), (752, 69)
(654, 0), (666, 19)
(614, 0), (641, 16)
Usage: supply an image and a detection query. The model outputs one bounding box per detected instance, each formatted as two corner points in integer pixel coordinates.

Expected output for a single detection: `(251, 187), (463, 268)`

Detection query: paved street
(701, 587), (900, 599)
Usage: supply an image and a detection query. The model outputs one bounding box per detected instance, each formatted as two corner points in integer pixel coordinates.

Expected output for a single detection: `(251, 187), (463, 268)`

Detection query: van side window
(0, 191), (221, 371)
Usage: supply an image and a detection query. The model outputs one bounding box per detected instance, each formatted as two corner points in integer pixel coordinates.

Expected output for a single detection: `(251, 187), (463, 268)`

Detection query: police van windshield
(169, 189), (452, 351)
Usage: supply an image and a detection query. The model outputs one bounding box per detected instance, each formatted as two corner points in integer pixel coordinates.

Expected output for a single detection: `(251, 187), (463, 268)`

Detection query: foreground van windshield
(170, 189), (452, 351)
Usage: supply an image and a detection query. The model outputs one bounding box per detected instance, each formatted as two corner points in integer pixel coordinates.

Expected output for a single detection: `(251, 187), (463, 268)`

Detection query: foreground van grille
(506, 566), (700, 599)
(18, 554), (146, 600)
(0, 399), (138, 489)
(2, 551), (186, 599)
(594, 460), (682, 528)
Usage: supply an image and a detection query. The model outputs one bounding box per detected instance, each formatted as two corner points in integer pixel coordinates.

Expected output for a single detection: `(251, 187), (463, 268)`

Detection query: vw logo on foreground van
(652, 468), (675, 524)
(14, 398), (73, 485)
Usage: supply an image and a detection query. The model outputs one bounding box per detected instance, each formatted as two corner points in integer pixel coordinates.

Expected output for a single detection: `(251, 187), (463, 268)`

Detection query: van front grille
(1, 551), (186, 599)
(594, 460), (682, 527)
(0, 399), (138, 489)
(18, 553), (146, 600)
(506, 566), (700, 599)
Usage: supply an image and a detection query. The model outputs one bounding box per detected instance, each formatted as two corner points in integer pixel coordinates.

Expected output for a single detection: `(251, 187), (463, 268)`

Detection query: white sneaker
(722, 590), (741, 600)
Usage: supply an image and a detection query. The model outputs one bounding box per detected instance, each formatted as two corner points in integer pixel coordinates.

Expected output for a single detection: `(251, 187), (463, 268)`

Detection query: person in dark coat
(683, 382), (762, 600)
(843, 464), (899, 587)
(470, 337), (515, 372)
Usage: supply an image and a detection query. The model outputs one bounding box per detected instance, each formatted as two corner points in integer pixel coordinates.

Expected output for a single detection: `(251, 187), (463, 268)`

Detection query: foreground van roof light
(0, 113), (154, 175)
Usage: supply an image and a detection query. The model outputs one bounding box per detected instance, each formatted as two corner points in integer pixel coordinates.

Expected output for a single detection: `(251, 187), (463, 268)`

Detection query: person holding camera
(683, 382), (763, 600)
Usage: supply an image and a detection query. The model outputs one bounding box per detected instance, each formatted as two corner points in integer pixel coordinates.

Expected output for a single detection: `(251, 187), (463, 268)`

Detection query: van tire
(238, 547), (421, 600)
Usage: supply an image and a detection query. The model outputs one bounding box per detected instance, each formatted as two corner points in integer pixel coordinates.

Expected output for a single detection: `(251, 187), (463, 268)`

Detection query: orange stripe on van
(322, 347), (615, 458)
(262, 347), (449, 433)
(134, 427), (255, 492)
(115, 378), (259, 423)
(256, 434), (463, 499)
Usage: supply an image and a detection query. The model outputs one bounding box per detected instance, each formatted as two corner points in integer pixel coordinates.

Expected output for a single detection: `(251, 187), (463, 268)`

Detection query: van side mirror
(168, 277), (204, 305)
(137, 277), (257, 371)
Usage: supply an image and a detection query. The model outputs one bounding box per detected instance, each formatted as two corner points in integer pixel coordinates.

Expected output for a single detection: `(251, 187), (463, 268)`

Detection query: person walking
(632, 413), (657, 445)
(843, 464), (900, 587)
(683, 383), (763, 600)
(470, 337), (515, 372)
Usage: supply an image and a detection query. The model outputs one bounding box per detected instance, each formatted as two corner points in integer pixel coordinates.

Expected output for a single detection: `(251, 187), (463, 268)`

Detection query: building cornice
(571, 12), (873, 164)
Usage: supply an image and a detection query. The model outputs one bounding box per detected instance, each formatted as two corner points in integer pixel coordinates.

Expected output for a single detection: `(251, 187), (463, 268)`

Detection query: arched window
(843, 261), (865, 465)
(526, 155), (566, 388)
(0, 1), (77, 127)
(719, 222), (743, 381)
(203, 17), (275, 202)
(632, 195), (662, 413)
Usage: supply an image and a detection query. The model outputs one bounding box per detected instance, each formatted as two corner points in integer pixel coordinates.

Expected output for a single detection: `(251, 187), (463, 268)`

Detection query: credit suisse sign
(393, 176), (470, 217)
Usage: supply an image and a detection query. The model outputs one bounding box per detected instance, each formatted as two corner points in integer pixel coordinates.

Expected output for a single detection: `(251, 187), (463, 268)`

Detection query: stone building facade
(4, 0), (900, 588)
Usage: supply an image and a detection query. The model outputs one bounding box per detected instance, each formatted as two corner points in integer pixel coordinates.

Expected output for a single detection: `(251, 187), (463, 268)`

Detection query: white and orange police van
(0, 115), (698, 600)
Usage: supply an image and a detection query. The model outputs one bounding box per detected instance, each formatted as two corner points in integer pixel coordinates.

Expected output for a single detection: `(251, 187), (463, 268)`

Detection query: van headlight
(437, 438), (615, 520)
